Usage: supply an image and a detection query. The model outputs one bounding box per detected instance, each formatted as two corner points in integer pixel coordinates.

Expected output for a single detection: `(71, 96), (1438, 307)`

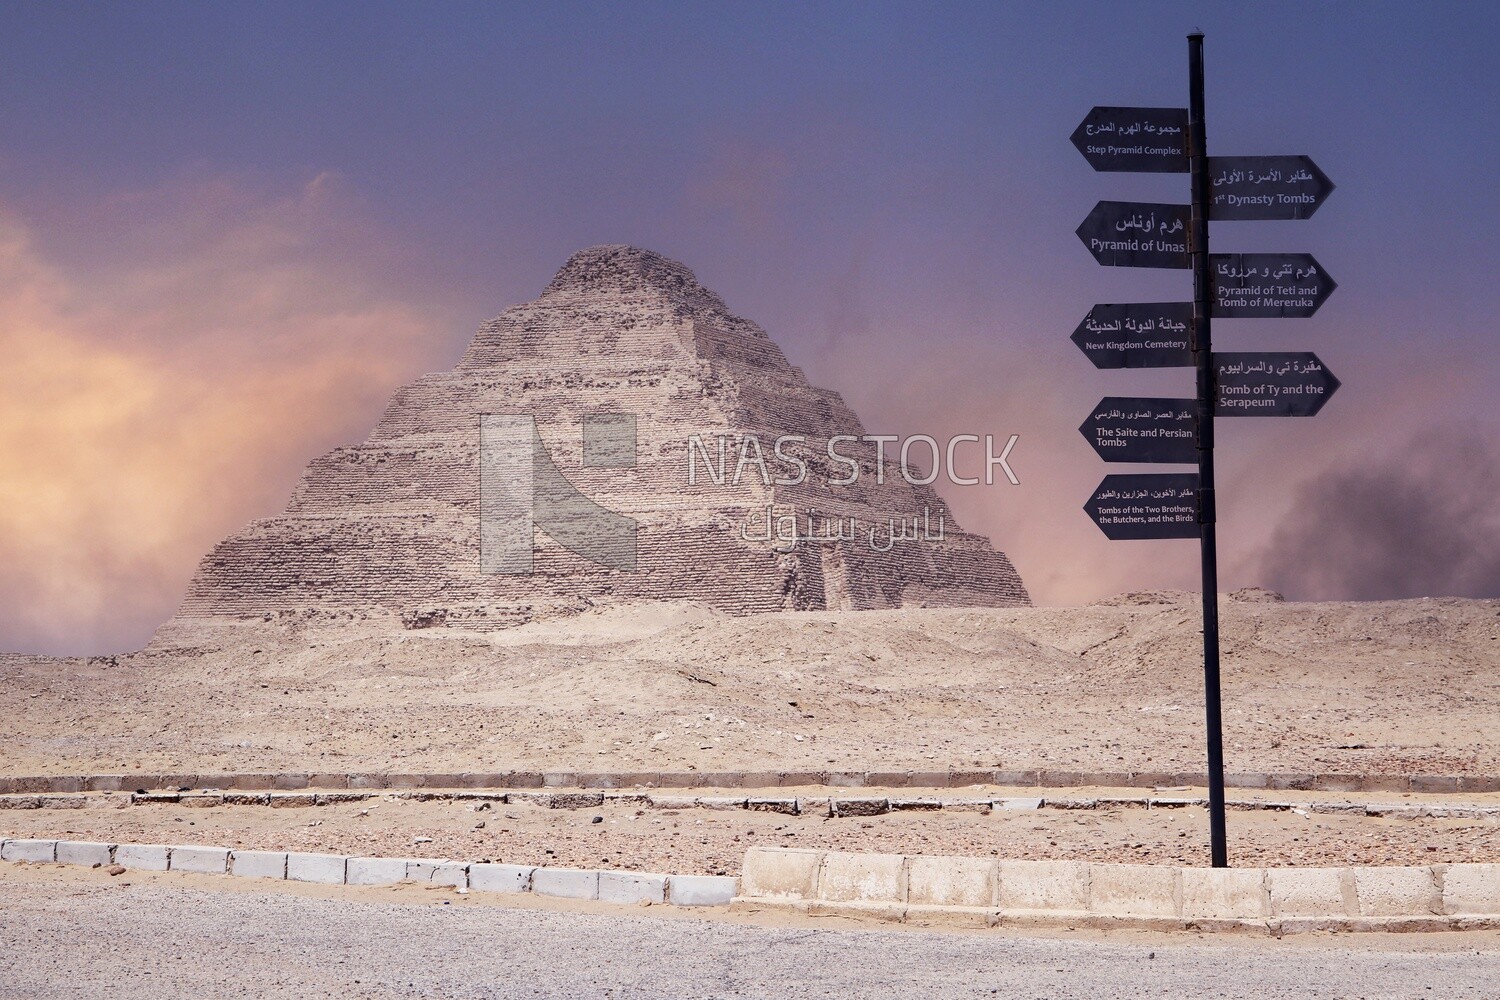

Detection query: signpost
(1070, 33), (1337, 868)
(1207, 156), (1334, 220)
(1086, 473), (1201, 540)
(1214, 353), (1340, 416)
(1079, 397), (1198, 464)
(1071, 303), (1195, 369)
(1186, 35), (1227, 868)
(1076, 201), (1190, 268)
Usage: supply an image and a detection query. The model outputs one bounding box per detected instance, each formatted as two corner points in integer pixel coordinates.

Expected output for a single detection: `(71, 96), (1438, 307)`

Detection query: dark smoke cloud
(1260, 423), (1500, 601)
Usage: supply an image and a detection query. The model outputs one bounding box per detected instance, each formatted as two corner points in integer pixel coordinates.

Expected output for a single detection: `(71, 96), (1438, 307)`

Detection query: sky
(1, 1), (1497, 654)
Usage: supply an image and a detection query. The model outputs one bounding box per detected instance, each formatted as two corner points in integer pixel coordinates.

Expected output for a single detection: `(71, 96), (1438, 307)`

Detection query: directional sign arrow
(1077, 202), (1191, 269)
(1086, 473), (1201, 540)
(1070, 107), (1189, 172)
(1214, 352), (1340, 416)
(1210, 253), (1336, 318)
(1079, 397), (1198, 464)
(1207, 156), (1334, 220)
(1071, 303), (1195, 369)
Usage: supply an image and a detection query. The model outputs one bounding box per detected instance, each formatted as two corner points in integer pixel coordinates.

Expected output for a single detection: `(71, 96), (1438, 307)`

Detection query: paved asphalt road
(1, 870), (1495, 999)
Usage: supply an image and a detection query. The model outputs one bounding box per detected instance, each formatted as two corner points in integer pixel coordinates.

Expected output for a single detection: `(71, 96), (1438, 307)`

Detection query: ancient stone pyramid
(173, 246), (1029, 630)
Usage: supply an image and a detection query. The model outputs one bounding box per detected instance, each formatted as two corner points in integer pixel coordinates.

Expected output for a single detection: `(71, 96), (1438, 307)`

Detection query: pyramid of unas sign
(171, 245), (1030, 631)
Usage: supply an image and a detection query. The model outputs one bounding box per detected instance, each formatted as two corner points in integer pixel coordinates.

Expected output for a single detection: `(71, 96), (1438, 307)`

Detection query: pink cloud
(0, 175), (449, 653)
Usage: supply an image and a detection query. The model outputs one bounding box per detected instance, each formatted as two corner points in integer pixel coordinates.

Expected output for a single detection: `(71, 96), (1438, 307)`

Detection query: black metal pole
(1188, 31), (1229, 868)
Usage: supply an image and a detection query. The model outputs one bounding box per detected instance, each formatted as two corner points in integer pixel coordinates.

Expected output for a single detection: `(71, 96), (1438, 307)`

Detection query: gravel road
(2, 867), (1495, 999)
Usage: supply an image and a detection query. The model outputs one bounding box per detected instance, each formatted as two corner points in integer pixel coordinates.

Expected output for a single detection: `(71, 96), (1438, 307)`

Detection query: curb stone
(169, 845), (230, 875)
(599, 870), (667, 905)
(287, 852), (347, 884)
(407, 859), (468, 888)
(6, 838), (1495, 933)
(347, 856), (408, 885)
(1, 838), (56, 863)
(666, 874), (736, 906)
(733, 847), (1500, 935)
(468, 863), (533, 894)
(230, 850), (287, 880)
(1, 838), (734, 908)
(531, 867), (599, 900)
(56, 841), (115, 867)
(114, 843), (169, 871)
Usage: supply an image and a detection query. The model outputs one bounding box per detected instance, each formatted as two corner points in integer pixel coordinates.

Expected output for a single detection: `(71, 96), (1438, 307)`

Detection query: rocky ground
(2, 591), (1496, 781)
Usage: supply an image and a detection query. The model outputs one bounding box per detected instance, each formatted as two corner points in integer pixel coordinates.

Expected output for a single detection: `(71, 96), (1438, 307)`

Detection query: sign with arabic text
(1071, 302), (1194, 368)
(1077, 201), (1191, 269)
(1213, 352), (1340, 416)
(1210, 253), (1335, 317)
(1085, 473), (1201, 540)
(1070, 107), (1189, 172)
(1206, 156), (1334, 221)
(1079, 396), (1198, 463)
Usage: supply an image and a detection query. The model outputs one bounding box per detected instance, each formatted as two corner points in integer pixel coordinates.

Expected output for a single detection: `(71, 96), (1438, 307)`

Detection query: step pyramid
(172, 245), (1029, 630)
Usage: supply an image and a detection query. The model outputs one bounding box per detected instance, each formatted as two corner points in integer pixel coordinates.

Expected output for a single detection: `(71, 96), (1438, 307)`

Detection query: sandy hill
(2, 590), (1494, 779)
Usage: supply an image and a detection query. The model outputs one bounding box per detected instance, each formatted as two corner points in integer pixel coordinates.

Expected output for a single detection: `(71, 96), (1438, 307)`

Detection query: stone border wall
(2, 768), (1495, 795)
(5, 787), (1498, 821)
(734, 847), (1500, 934)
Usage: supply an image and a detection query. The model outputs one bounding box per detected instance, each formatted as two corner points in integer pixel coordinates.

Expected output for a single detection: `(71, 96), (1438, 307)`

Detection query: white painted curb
(0, 837), (735, 908)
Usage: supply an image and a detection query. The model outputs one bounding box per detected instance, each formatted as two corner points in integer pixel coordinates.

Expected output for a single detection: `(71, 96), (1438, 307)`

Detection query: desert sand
(3, 590), (1495, 782)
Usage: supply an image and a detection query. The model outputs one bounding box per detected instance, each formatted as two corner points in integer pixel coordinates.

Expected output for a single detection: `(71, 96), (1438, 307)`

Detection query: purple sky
(1, 2), (1496, 653)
